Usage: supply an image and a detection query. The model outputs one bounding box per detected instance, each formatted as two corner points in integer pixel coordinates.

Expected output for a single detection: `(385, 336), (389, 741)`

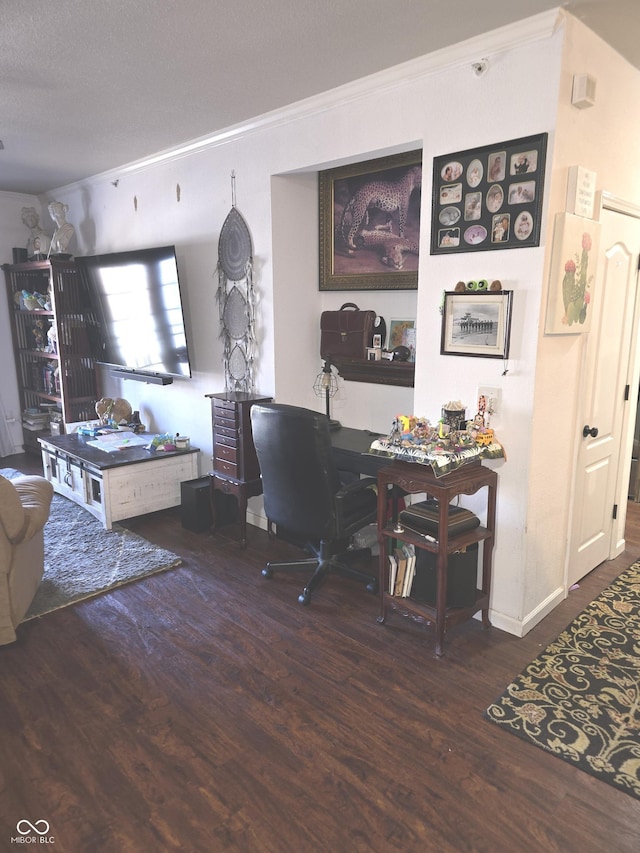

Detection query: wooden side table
(376, 460), (497, 656)
(206, 392), (272, 547)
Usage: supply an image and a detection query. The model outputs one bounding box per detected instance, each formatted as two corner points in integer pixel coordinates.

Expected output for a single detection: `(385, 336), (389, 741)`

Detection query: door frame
(603, 193), (640, 559)
(566, 191), (640, 590)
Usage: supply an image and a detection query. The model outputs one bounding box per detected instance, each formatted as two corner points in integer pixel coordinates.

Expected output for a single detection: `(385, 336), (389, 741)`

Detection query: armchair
(250, 403), (378, 604)
(0, 474), (54, 644)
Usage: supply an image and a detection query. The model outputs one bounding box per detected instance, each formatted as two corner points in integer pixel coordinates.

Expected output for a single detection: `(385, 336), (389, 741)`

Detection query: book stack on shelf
(22, 408), (50, 433)
(388, 543), (416, 597)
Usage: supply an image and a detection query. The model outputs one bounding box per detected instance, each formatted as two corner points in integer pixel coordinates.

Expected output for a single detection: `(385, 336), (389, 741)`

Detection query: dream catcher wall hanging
(216, 173), (256, 393)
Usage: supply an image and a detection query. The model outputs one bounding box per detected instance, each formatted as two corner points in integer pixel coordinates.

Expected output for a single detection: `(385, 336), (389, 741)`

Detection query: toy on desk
(76, 424), (102, 437)
(389, 415), (436, 447)
(146, 433), (176, 452)
(474, 430), (495, 446)
(386, 410), (498, 454)
(465, 393), (496, 446)
(371, 411), (505, 477)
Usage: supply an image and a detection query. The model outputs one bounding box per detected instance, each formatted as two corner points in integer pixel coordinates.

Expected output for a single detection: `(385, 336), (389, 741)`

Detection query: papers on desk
(86, 431), (150, 453)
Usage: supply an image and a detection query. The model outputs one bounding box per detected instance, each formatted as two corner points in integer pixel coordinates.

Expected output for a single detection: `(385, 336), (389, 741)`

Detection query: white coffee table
(39, 433), (199, 530)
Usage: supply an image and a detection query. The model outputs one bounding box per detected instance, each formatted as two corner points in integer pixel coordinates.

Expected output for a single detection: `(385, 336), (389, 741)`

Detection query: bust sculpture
(48, 201), (75, 255)
(21, 207), (51, 260)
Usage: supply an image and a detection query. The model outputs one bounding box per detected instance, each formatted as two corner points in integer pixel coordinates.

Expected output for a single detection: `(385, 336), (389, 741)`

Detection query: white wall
(3, 11), (639, 636)
(524, 15), (640, 627)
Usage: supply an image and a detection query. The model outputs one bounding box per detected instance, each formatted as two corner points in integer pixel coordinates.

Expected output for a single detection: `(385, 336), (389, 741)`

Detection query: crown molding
(50, 10), (562, 194)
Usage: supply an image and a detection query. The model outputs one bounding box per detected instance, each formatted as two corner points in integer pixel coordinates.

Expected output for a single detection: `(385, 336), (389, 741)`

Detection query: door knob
(583, 425), (599, 438)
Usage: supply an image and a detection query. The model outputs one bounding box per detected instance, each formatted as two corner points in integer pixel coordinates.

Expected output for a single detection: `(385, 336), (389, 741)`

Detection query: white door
(568, 202), (640, 587)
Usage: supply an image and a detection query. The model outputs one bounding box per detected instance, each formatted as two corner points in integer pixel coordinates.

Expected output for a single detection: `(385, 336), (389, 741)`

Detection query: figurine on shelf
(43, 363), (55, 394)
(21, 207), (51, 260)
(32, 318), (45, 351)
(46, 324), (57, 354)
(48, 201), (75, 256)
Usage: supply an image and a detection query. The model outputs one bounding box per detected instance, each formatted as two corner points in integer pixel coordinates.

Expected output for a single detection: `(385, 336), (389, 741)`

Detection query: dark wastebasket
(180, 477), (212, 533)
(411, 543), (478, 607)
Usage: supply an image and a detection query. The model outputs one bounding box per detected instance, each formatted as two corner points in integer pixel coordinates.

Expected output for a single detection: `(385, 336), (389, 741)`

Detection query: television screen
(77, 245), (192, 380)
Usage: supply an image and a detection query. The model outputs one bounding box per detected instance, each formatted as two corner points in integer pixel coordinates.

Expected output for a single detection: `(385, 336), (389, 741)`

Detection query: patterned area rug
(485, 560), (640, 800)
(1, 468), (183, 620)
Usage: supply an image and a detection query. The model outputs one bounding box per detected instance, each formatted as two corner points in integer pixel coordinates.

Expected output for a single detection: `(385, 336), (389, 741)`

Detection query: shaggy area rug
(25, 494), (182, 620)
(1, 469), (182, 620)
(485, 559), (640, 800)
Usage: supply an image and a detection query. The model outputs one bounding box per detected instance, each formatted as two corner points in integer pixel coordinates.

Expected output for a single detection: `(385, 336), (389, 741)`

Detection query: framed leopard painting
(319, 149), (422, 291)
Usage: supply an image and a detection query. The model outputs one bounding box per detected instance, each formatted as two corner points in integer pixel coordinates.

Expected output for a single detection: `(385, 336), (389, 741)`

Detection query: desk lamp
(314, 358), (341, 430)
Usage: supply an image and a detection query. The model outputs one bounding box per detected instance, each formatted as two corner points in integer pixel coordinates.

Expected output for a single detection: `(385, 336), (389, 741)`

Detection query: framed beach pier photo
(441, 291), (513, 358)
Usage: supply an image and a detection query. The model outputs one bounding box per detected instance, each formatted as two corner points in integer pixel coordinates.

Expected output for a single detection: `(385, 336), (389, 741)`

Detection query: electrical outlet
(477, 386), (501, 416)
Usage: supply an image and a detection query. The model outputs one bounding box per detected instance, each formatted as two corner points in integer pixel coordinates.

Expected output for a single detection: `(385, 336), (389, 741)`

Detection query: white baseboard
(489, 585), (565, 638)
(247, 508), (268, 532)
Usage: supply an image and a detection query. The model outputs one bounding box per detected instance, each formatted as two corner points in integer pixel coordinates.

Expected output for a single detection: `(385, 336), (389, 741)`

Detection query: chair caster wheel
(298, 590), (311, 605)
(366, 580), (378, 594)
(262, 566), (274, 579)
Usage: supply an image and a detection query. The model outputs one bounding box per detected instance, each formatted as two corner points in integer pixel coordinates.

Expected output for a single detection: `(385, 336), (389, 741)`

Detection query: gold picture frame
(319, 150), (422, 291)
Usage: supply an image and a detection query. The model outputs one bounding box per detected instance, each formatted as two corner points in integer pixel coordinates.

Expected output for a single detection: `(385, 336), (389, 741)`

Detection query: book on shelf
(393, 547), (407, 596)
(388, 552), (398, 595)
(401, 543), (416, 597)
(389, 544), (416, 597)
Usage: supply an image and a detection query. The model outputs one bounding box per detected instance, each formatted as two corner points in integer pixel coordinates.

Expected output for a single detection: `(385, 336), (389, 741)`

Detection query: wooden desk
(376, 460), (497, 656)
(330, 425), (387, 476)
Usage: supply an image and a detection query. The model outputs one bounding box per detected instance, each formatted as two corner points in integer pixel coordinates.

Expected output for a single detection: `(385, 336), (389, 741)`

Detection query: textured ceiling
(1, 0), (638, 195)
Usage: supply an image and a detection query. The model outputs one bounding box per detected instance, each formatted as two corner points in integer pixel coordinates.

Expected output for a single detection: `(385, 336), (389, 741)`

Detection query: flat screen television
(77, 245), (192, 384)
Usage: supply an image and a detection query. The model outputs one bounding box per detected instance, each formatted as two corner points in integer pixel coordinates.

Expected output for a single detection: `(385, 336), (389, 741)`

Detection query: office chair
(250, 403), (379, 605)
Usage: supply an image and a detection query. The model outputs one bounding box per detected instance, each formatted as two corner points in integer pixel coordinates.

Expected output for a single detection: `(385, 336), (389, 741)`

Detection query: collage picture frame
(430, 133), (547, 255)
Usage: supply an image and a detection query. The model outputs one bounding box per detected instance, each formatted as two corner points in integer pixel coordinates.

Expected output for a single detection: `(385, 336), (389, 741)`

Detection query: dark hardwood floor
(2, 451), (640, 852)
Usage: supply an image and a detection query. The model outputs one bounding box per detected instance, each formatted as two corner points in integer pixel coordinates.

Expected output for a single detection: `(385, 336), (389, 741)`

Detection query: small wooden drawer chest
(206, 391), (272, 547)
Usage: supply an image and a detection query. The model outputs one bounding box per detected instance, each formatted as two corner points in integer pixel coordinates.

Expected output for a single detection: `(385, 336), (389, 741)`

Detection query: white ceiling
(2, 0), (638, 195)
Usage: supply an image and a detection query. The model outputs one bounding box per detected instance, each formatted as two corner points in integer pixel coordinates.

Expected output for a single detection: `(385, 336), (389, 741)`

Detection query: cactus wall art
(544, 212), (600, 335)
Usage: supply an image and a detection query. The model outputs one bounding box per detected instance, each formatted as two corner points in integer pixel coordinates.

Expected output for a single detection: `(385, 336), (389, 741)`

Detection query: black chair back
(251, 403), (342, 541)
